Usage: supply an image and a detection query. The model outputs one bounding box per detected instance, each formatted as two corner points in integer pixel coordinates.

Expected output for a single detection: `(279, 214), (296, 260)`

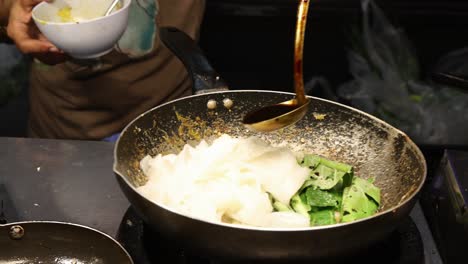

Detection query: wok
(113, 27), (427, 261)
(0, 221), (133, 263)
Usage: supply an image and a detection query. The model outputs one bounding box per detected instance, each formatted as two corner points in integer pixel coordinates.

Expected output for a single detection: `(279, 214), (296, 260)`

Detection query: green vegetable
(308, 164), (347, 190)
(300, 179), (315, 191)
(305, 188), (339, 208)
(290, 193), (311, 217)
(316, 158), (353, 174)
(309, 209), (337, 226)
(353, 177), (381, 205)
(341, 172), (353, 189)
(289, 154), (381, 227)
(342, 200), (378, 223)
(273, 201), (293, 212)
(301, 154), (321, 168)
(330, 190), (343, 209)
(341, 177), (380, 223)
(302, 154), (353, 173)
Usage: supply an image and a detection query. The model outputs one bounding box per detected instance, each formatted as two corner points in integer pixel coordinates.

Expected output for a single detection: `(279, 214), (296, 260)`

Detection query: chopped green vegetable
(341, 172), (353, 189)
(273, 201), (293, 212)
(288, 154), (380, 227)
(316, 158), (353, 174)
(305, 188), (339, 208)
(290, 193), (311, 217)
(341, 178), (380, 223)
(330, 190), (343, 209)
(342, 199), (378, 223)
(353, 177), (381, 205)
(302, 154), (321, 168)
(300, 179), (315, 191)
(309, 209), (337, 226)
(302, 154), (353, 173)
(308, 164), (347, 190)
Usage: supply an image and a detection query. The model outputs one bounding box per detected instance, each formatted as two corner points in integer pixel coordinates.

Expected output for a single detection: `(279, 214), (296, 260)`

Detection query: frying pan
(113, 27), (427, 261)
(0, 222), (134, 263)
(0, 187), (133, 263)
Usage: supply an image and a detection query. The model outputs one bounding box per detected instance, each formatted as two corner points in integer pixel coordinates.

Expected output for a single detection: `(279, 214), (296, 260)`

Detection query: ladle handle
(294, 0), (310, 105)
(159, 27), (229, 95)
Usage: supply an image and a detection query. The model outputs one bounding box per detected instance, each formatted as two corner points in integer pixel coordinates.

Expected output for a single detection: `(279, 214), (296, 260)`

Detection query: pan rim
(0, 220), (134, 263)
(113, 90), (427, 232)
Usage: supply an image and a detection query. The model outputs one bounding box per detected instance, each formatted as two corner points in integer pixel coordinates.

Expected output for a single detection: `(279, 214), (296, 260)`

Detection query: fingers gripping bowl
(32, 0), (131, 59)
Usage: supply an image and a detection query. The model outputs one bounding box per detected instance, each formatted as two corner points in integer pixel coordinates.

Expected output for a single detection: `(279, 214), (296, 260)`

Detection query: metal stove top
(421, 150), (468, 264)
(117, 205), (439, 264)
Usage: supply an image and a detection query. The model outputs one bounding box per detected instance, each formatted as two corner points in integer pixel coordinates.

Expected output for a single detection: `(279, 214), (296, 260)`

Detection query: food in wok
(137, 134), (380, 228)
(113, 27), (427, 259)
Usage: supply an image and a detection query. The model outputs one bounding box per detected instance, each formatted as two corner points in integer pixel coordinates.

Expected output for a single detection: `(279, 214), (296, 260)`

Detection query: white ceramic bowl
(32, 0), (131, 59)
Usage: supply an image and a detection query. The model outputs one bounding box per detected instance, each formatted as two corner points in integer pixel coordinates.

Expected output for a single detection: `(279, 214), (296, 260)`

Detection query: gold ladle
(243, 0), (311, 132)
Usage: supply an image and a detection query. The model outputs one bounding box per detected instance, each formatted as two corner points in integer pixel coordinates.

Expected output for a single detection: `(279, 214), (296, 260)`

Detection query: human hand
(7, 0), (67, 65)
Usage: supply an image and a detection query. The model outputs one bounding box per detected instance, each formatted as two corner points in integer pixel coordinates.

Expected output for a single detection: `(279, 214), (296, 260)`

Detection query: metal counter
(0, 137), (129, 236)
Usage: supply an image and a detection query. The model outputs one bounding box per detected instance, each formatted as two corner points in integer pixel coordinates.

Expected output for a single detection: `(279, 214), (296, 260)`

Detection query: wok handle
(431, 72), (468, 93)
(159, 27), (229, 94)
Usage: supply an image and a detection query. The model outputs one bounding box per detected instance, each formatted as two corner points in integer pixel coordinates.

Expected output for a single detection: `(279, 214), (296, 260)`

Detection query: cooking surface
(118, 207), (425, 264)
(0, 137), (442, 263)
(0, 137), (128, 236)
(420, 150), (468, 264)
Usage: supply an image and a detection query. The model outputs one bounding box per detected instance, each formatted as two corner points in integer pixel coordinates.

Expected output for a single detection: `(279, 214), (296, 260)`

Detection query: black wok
(0, 221), (133, 263)
(113, 27), (427, 261)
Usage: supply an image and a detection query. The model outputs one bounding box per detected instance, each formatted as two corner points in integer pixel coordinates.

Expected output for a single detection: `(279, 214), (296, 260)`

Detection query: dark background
(199, 0), (468, 91)
(1, 0), (468, 137)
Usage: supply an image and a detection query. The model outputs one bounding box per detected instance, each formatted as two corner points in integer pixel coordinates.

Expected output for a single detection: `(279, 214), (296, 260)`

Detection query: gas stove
(117, 207), (427, 264)
(420, 149), (468, 264)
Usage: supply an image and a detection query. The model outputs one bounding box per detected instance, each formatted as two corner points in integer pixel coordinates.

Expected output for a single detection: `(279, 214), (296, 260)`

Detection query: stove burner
(117, 207), (424, 264)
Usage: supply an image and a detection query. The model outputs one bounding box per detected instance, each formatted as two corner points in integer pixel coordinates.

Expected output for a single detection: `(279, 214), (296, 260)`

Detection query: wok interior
(115, 91), (426, 212)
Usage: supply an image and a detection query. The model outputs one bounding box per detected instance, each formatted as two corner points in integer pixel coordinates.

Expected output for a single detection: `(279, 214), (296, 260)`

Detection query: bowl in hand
(32, 0), (131, 59)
